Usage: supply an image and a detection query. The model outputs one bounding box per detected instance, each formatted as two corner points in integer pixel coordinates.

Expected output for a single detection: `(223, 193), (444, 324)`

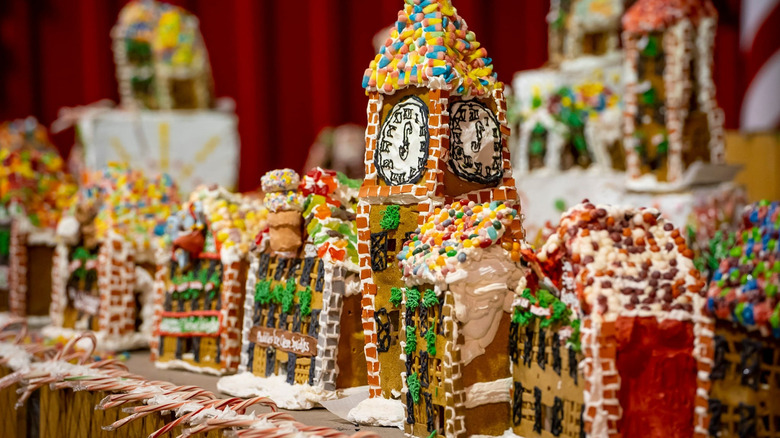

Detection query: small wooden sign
(250, 326), (318, 357)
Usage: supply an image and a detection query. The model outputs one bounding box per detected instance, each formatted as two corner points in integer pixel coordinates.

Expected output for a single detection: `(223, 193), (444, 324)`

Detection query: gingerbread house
(706, 201), (780, 437)
(218, 168), (367, 408)
(537, 201), (713, 438)
(549, 0), (626, 63)
(394, 200), (533, 437)
(351, 0), (521, 428)
(0, 118), (76, 321)
(46, 163), (179, 351)
(112, 0), (214, 110)
(622, 0), (725, 185)
(151, 185), (265, 375)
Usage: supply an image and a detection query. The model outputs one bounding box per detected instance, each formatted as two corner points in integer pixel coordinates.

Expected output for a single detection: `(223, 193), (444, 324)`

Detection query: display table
(124, 351), (402, 437)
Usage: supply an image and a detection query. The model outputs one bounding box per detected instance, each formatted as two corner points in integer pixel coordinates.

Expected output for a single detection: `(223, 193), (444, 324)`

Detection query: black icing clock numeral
(375, 96), (430, 186)
(447, 100), (503, 185)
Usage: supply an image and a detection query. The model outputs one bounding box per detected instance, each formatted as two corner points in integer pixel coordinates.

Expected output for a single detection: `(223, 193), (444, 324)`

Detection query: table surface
(125, 351), (404, 437)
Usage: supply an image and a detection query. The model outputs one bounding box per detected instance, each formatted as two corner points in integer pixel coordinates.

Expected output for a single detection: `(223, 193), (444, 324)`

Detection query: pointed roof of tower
(623, 0), (716, 33)
(362, 0), (498, 98)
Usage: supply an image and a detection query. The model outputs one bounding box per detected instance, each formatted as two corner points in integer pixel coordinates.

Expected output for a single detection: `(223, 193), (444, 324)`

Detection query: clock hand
(400, 122), (412, 161)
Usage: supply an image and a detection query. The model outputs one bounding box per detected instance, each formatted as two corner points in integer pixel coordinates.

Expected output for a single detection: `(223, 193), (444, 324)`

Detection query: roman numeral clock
(448, 100), (503, 185)
(375, 96), (430, 186)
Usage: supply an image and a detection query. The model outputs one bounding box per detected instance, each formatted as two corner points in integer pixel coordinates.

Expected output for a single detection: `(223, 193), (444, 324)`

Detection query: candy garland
(398, 200), (522, 284)
(0, 118), (77, 230)
(707, 201), (780, 337)
(300, 168), (360, 266)
(82, 163), (179, 257)
(363, 0), (498, 98)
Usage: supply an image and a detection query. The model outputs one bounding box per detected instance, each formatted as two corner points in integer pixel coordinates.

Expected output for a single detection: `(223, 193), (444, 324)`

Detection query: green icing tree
(390, 287), (403, 307)
(380, 205), (401, 230)
(282, 278), (296, 313)
(405, 325), (417, 355)
(407, 372), (421, 404)
(406, 287), (421, 310)
(298, 286), (312, 316)
(422, 289), (438, 308)
(425, 329), (437, 356)
(255, 279), (272, 304)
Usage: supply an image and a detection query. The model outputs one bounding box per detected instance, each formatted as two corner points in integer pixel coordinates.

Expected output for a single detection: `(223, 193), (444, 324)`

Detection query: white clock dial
(375, 96), (429, 186)
(448, 100), (503, 185)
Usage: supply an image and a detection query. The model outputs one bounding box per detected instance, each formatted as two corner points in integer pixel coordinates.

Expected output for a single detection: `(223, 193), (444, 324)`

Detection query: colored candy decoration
(707, 201), (780, 337)
(363, 0), (499, 98)
(398, 200), (523, 283)
(264, 190), (303, 213)
(0, 118), (77, 230)
(261, 168), (301, 193)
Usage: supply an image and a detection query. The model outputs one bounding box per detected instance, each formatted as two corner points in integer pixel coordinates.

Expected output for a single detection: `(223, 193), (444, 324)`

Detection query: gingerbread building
(218, 168), (367, 409)
(622, 0), (724, 184)
(706, 201), (780, 437)
(350, 0), (521, 429)
(0, 118), (76, 321)
(537, 201), (713, 438)
(46, 164), (178, 351)
(549, 0), (626, 63)
(112, 0), (214, 110)
(151, 185), (265, 375)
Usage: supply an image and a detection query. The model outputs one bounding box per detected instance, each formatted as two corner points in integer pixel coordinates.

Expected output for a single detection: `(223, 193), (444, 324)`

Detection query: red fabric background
(0, 0), (744, 191)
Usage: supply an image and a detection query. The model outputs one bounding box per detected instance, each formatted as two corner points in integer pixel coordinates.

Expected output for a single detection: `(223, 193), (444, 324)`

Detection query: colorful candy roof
(116, 0), (206, 68)
(81, 163), (179, 256)
(707, 201), (780, 338)
(0, 118), (76, 230)
(398, 200), (525, 285)
(164, 185), (267, 260)
(539, 201), (706, 319)
(300, 168), (361, 268)
(363, 0), (498, 98)
(623, 0), (716, 33)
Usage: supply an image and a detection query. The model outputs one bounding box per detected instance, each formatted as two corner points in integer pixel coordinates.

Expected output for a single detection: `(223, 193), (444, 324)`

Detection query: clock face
(375, 96), (429, 186)
(448, 100), (503, 185)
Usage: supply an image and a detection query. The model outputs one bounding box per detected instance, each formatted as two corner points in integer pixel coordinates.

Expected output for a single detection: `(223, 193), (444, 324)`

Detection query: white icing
(444, 245), (525, 365)
(462, 377), (511, 409)
(55, 216), (81, 245)
(154, 358), (226, 376)
(346, 396), (404, 428)
(217, 372), (339, 410)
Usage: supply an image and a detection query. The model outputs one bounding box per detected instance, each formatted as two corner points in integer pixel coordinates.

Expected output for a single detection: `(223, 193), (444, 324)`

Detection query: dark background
(0, 0), (744, 191)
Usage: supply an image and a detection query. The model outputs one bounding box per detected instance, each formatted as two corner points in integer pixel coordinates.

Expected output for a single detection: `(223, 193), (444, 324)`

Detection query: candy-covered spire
(363, 0), (498, 98)
(622, 0), (716, 33)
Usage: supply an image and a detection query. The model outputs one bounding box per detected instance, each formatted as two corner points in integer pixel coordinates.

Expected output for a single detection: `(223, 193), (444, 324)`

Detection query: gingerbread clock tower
(352, 0), (522, 424)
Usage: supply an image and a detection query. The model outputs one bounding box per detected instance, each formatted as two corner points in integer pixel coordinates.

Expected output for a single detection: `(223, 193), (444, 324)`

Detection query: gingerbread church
(0, 118), (76, 321)
(150, 185), (266, 375)
(112, 0), (214, 110)
(350, 0), (525, 433)
(46, 163), (178, 351)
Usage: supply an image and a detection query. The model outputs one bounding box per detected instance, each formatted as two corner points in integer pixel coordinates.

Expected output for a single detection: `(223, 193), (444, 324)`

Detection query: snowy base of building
(347, 396), (404, 428)
(217, 372), (340, 410)
(153, 358), (227, 376)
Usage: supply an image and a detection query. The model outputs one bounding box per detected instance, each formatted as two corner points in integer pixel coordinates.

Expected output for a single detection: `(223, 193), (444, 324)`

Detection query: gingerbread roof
(0, 118), (76, 230)
(164, 185), (267, 260)
(706, 202), (780, 338)
(398, 200), (526, 285)
(539, 201), (707, 320)
(80, 163), (179, 256)
(362, 0), (498, 98)
(299, 168), (361, 268)
(622, 0), (716, 33)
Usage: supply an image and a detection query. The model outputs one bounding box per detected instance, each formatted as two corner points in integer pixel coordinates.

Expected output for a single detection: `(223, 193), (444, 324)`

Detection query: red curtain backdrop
(0, 0), (744, 191)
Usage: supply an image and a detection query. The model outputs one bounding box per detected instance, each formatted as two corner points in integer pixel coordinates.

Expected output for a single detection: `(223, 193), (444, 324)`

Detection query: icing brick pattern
(49, 243), (69, 327)
(149, 259), (168, 362)
(96, 233), (136, 336)
(8, 220), (27, 317)
(693, 316), (714, 438)
(315, 264), (346, 390)
(218, 261), (245, 372)
(356, 200), (382, 398)
(581, 318), (622, 437)
(363, 92), (382, 180)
